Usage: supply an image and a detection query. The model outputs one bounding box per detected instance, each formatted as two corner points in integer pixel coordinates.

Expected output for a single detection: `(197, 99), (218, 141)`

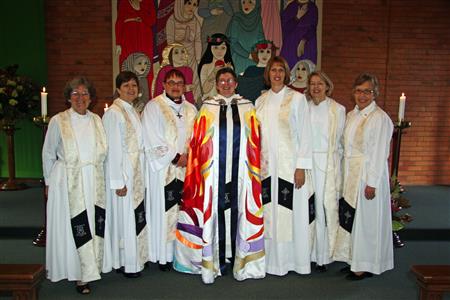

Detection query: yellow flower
(0, 87), (5, 94)
(11, 90), (18, 97)
(16, 85), (23, 91)
(6, 80), (17, 86)
(9, 99), (18, 106)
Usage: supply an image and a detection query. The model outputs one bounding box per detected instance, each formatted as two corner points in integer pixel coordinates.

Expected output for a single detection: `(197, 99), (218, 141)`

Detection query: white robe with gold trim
(256, 86), (313, 276)
(142, 93), (197, 264)
(309, 98), (346, 266)
(338, 102), (394, 274)
(43, 109), (107, 282)
(102, 98), (148, 273)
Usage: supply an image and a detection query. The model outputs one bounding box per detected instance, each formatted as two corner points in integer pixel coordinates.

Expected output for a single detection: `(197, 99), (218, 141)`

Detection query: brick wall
(322, 0), (450, 185)
(45, 0), (450, 185)
(45, 0), (113, 116)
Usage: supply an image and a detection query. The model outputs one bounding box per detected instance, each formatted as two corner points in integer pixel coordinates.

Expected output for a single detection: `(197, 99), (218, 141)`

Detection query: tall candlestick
(41, 87), (48, 117)
(104, 103), (109, 113)
(398, 93), (406, 123)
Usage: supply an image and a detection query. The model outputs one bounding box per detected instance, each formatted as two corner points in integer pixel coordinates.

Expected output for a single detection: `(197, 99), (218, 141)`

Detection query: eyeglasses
(353, 89), (374, 96)
(71, 91), (90, 97)
(218, 78), (235, 85)
(165, 80), (185, 87)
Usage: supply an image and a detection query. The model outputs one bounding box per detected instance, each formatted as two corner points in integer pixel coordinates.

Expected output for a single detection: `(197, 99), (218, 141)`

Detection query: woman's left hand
(294, 168), (305, 189)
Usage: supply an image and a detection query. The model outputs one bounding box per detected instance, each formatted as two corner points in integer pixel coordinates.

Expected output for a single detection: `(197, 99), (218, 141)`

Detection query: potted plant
(0, 64), (40, 190)
(391, 175), (413, 247)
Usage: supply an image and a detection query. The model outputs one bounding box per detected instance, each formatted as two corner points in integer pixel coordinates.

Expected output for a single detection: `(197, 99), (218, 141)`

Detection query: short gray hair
(63, 77), (96, 100)
(352, 73), (380, 98)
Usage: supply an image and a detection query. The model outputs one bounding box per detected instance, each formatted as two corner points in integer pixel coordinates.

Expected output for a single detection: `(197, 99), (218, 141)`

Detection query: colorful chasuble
(153, 95), (197, 241)
(333, 106), (382, 263)
(58, 109), (107, 282)
(109, 99), (148, 267)
(174, 96), (265, 284)
(258, 88), (315, 243)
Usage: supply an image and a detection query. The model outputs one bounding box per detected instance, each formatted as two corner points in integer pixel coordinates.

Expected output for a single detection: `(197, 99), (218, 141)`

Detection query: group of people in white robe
(42, 56), (394, 294)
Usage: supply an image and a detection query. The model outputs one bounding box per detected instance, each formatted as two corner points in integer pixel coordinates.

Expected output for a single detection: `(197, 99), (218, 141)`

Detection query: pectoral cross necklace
(171, 105), (183, 119)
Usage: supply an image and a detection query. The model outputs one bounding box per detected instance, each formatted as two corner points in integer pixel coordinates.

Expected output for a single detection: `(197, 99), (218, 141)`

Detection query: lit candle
(398, 93), (406, 123)
(41, 87), (48, 117)
(104, 103), (109, 113)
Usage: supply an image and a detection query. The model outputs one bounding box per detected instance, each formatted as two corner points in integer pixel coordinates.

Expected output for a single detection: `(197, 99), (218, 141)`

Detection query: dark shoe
(158, 263), (171, 272)
(220, 264), (228, 275)
(345, 272), (373, 281)
(75, 283), (91, 295)
(115, 267), (124, 274)
(123, 272), (141, 278)
(340, 266), (351, 274)
(316, 265), (328, 273)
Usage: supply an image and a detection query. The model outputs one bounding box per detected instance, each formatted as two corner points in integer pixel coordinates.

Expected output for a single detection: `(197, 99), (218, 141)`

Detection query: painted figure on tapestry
(198, 0), (234, 51)
(198, 33), (234, 100)
(237, 40), (276, 103)
(156, 0), (175, 60)
(115, 0), (156, 98)
(260, 0), (282, 55)
(154, 43), (195, 104)
(280, 0), (318, 68)
(121, 52), (152, 113)
(288, 59), (316, 94)
(226, 0), (265, 75)
(165, 0), (202, 102)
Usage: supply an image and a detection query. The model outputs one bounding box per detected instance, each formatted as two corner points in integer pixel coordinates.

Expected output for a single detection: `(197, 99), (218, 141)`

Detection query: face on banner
(295, 63), (308, 84)
(171, 46), (188, 67)
(211, 42), (227, 61)
(258, 48), (272, 66)
(133, 56), (150, 76)
(241, 0), (256, 14)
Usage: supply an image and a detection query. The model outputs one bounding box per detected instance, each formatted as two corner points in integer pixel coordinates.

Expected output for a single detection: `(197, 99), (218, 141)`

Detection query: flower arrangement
(391, 175), (413, 232)
(0, 65), (40, 126)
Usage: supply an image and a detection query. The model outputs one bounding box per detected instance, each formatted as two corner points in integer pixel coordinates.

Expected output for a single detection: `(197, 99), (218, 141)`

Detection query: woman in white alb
(256, 56), (313, 276)
(305, 71), (345, 271)
(102, 71), (148, 278)
(43, 77), (107, 295)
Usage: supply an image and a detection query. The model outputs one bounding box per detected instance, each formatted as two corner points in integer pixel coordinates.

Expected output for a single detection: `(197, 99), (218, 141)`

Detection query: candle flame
(105, 103), (109, 108)
(401, 92), (405, 97)
(43, 87), (46, 93)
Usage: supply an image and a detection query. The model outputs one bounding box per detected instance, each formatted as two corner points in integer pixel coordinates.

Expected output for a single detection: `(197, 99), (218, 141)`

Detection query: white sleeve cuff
(296, 157), (312, 170)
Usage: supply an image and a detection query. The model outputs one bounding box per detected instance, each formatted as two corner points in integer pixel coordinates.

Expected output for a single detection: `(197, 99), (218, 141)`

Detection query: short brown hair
(164, 68), (186, 83)
(115, 71), (139, 89)
(215, 67), (237, 83)
(264, 56), (291, 87)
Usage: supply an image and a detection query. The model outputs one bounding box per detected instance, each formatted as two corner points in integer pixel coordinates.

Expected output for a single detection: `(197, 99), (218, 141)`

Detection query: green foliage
(391, 175), (413, 232)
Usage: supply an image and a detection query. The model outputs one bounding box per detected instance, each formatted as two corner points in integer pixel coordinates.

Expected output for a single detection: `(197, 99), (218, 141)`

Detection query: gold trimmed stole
(323, 99), (341, 257)
(154, 95), (197, 241)
(58, 109), (107, 282)
(110, 99), (148, 267)
(332, 107), (380, 263)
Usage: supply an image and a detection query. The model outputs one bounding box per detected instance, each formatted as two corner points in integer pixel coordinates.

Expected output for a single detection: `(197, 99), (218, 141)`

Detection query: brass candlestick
(391, 120), (412, 179)
(32, 115), (50, 247)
